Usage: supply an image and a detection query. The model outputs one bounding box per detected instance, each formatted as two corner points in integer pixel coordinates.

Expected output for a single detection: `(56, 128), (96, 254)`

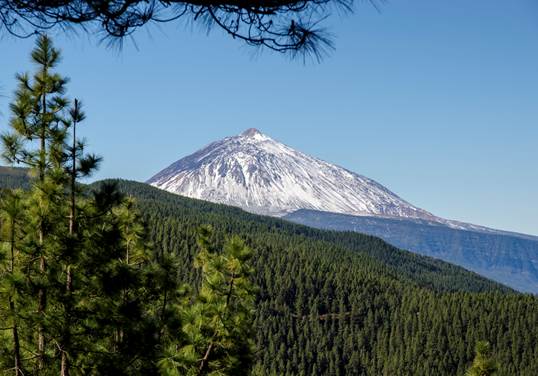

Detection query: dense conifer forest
(89, 179), (537, 376)
(1, 165), (538, 375)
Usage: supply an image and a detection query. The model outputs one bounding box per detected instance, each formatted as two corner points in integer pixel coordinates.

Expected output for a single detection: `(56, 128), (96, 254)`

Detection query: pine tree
(0, 190), (25, 375)
(1, 34), (180, 374)
(70, 184), (159, 374)
(465, 341), (498, 376)
(2, 33), (70, 373)
(159, 226), (257, 375)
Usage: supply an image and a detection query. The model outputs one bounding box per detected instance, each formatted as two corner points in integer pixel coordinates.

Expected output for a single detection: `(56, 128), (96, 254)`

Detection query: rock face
(147, 128), (436, 218)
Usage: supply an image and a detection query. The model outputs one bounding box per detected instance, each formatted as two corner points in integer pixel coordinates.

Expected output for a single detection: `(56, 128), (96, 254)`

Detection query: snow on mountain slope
(147, 128), (439, 219)
(147, 128), (538, 238)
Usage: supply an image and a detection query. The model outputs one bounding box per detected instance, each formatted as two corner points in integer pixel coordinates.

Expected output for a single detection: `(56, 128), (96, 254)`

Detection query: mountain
(148, 129), (538, 293)
(146, 128), (522, 234)
(0, 167), (509, 293)
(147, 128), (435, 219)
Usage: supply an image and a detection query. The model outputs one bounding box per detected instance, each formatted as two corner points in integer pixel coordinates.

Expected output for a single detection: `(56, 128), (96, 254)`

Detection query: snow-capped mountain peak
(147, 129), (437, 219)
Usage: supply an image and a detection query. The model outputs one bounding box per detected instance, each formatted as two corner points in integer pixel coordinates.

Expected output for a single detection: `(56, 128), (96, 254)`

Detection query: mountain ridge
(95, 178), (513, 294)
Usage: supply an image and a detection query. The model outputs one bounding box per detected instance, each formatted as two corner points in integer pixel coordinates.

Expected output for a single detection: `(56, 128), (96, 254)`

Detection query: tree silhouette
(0, 0), (381, 60)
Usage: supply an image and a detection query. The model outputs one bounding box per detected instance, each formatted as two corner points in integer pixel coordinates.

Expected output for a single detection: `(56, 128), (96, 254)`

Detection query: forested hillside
(0, 167), (30, 190)
(87, 179), (538, 376)
(1, 168), (537, 374)
(285, 209), (538, 293)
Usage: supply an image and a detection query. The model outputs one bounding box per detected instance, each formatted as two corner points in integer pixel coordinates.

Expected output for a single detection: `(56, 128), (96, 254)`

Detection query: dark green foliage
(98, 179), (538, 376)
(97, 179), (511, 294)
(1, 35), (258, 376)
(159, 228), (256, 375)
(0, 36), (183, 375)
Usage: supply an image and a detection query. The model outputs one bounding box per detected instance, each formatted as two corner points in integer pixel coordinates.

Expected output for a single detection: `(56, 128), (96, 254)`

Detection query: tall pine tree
(1, 35), (163, 374)
(159, 226), (257, 375)
(1, 34), (257, 376)
(2, 33), (70, 373)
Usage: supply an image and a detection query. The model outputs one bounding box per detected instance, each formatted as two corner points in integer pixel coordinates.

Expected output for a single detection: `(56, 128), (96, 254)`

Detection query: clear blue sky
(1, 0), (537, 235)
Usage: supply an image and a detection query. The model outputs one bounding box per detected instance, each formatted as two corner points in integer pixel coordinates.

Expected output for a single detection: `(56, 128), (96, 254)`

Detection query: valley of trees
(1, 36), (537, 375)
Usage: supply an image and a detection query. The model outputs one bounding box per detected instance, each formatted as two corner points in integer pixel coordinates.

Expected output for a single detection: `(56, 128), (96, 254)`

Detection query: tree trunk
(60, 264), (72, 376)
(62, 101), (78, 376)
(9, 221), (23, 376)
(37, 253), (46, 371)
(69, 101), (77, 235)
(10, 299), (22, 376)
(198, 342), (214, 375)
(37, 90), (47, 372)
